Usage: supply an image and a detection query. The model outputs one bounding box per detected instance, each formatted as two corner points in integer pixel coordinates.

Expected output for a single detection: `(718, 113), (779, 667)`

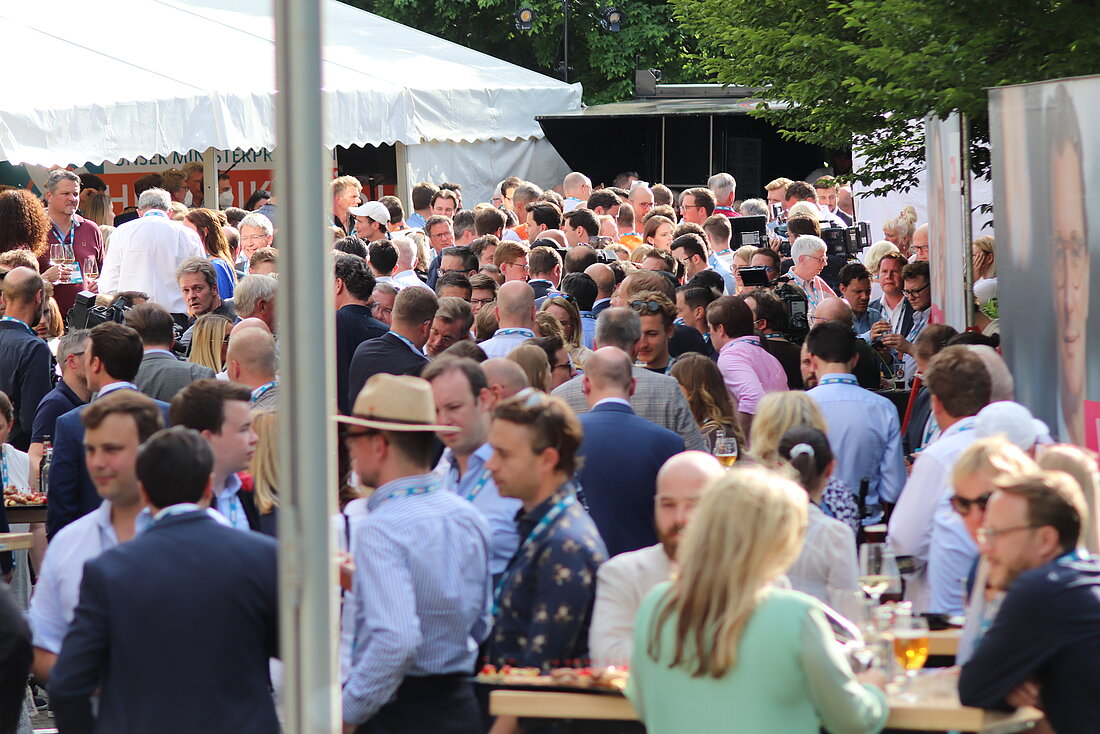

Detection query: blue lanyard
(463, 468), (493, 503)
(732, 335), (763, 348)
(375, 481), (439, 507)
(494, 328), (534, 338)
(51, 219), (76, 246)
(0, 315), (36, 336)
(143, 210), (168, 219)
(492, 491), (576, 616)
(225, 493), (242, 527)
(817, 375), (858, 387)
(251, 381), (277, 403)
(153, 503), (204, 525)
(0, 447), (9, 489)
(388, 330), (422, 356)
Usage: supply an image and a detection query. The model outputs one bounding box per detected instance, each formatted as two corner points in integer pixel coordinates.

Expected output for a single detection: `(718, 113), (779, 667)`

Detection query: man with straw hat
(338, 374), (492, 734)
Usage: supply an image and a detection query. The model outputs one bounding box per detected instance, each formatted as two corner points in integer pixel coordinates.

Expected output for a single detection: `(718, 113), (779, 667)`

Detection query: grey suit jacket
(552, 365), (705, 451)
(135, 350), (216, 402)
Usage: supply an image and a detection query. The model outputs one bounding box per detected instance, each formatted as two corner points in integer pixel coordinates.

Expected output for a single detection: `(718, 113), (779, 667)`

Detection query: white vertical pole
(202, 146), (218, 209)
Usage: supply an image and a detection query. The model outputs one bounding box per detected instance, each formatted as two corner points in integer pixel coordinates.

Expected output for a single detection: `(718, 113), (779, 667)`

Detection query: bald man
(585, 262), (615, 317)
(589, 451), (723, 665)
(813, 297), (885, 390)
(562, 172), (592, 212)
(576, 347), (684, 558)
(480, 358), (529, 405)
(477, 281), (536, 358)
(0, 267), (51, 451)
(226, 327), (278, 411)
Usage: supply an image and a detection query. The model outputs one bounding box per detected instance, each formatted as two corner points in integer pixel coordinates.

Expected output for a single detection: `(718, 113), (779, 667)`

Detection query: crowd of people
(0, 165), (1096, 734)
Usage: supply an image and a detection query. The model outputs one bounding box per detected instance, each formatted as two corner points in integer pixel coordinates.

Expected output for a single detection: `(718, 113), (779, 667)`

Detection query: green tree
(672, 0), (1100, 193)
(345, 0), (705, 104)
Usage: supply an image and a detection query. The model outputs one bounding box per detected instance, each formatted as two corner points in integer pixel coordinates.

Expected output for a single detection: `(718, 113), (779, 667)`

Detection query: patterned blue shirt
(342, 473), (492, 725)
(489, 483), (608, 671)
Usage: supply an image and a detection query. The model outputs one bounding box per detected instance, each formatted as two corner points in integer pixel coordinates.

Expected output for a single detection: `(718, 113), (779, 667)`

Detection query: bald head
(226, 326), (276, 384)
(481, 357), (530, 405)
(494, 281), (536, 328)
(814, 297), (853, 327)
(582, 347), (634, 406)
(231, 316), (272, 335)
(1, 266), (44, 322)
(967, 345), (1014, 402)
(563, 172), (592, 198)
(539, 230), (568, 249)
(585, 263), (614, 299)
(657, 451), (724, 497)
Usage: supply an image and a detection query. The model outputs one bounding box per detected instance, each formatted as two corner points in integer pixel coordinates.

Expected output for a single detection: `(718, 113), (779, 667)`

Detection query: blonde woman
(535, 311), (590, 371)
(540, 295), (593, 368)
(669, 354), (744, 451)
(249, 410), (278, 537)
(1038, 444), (1100, 554)
(971, 236), (996, 281)
(627, 465), (887, 733)
(882, 206), (917, 257)
(507, 344), (551, 393)
(863, 240), (901, 302)
(750, 391), (860, 533)
(188, 313), (233, 373)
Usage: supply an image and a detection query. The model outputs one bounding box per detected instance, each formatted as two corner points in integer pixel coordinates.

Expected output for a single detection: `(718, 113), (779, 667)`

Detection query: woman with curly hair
(670, 353), (745, 452)
(0, 190), (61, 281)
(183, 208), (237, 299)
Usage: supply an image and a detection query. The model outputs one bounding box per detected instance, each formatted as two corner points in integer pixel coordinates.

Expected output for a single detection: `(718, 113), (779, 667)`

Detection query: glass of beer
(712, 430), (739, 468)
(892, 615), (930, 698)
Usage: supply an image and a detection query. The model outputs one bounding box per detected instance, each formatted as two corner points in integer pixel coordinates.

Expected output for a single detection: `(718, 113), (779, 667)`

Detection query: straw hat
(335, 373), (458, 433)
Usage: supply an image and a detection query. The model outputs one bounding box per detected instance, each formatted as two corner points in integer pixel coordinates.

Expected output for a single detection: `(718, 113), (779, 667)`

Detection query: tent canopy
(0, 0), (581, 167)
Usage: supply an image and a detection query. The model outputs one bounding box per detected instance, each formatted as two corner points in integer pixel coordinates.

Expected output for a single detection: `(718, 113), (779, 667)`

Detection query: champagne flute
(892, 615), (930, 699)
(858, 543), (900, 605)
(712, 429), (739, 468)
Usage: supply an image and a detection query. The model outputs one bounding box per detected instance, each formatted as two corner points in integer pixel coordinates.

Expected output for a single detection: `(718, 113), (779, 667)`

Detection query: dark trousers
(356, 674), (480, 734)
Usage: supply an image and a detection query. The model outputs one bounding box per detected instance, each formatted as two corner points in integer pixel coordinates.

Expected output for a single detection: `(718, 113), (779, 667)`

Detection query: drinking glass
(83, 256), (99, 284)
(49, 243), (66, 268)
(892, 615), (930, 698)
(858, 543), (900, 605)
(712, 430), (738, 468)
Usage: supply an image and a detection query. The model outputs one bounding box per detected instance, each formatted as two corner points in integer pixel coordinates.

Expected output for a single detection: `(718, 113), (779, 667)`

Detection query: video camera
(819, 221), (872, 257)
(736, 268), (810, 343)
(66, 291), (134, 331)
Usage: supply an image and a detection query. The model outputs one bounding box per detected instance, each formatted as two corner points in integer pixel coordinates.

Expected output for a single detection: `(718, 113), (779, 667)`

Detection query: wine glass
(858, 543), (900, 605)
(712, 429), (739, 468)
(892, 615), (930, 699)
(83, 256), (99, 286)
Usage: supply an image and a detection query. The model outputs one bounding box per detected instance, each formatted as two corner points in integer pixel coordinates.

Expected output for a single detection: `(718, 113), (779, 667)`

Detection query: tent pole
(274, 0), (339, 732)
(395, 142), (411, 217)
(202, 147), (218, 210)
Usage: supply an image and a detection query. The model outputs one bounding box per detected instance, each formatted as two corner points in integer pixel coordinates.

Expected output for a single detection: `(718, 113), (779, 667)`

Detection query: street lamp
(515, 7), (535, 30)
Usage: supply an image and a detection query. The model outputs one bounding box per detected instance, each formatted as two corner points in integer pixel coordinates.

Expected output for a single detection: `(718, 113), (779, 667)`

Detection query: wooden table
(928, 628), (962, 657)
(3, 504), (47, 524)
(490, 689), (1042, 733)
(0, 532), (34, 552)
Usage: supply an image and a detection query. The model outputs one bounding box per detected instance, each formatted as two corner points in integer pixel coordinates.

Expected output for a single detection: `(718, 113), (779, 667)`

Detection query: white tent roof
(0, 0), (582, 167)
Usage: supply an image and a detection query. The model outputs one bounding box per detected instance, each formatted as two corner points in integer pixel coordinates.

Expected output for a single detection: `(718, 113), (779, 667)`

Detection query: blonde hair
(787, 201), (820, 221)
(733, 245), (757, 267)
(882, 206), (918, 248)
(507, 344), (551, 393)
(250, 411), (279, 515)
(1038, 444), (1100, 554)
(168, 201), (189, 221)
(188, 314), (233, 372)
(749, 391), (828, 465)
(765, 177), (793, 192)
(82, 191), (114, 226)
(630, 244), (655, 264)
(865, 240), (901, 275)
(972, 235), (996, 279)
(953, 436), (1036, 487)
(649, 465), (807, 677)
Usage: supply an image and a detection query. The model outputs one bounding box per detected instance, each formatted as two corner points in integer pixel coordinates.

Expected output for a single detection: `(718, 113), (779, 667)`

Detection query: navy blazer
(347, 332), (429, 410)
(576, 402), (685, 557)
(46, 389), (170, 539)
(49, 510), (279, 734)
(335, 304), (388, 415)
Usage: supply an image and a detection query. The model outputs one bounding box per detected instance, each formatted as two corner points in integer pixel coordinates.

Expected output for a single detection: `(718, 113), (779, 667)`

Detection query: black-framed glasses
(949, 492), (992, 516)
(902, 282), (930, 297)
(630, 299), (662, 313)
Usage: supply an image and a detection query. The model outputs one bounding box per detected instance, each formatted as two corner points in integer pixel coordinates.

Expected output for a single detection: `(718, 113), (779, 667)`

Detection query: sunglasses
(630, 299), (662, 313)
(949, 492), (992, 516)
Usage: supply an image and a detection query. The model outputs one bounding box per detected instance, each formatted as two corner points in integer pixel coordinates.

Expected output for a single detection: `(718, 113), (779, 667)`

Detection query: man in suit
(170, 380), (260, 533)
(576, 347), (684, 557)
(335, 253), (387, 415)
(47, 323), (171, 539)
(0, 267), (52, 452)
(226, 328), (278, 412)
(868, 253), (913, 341)
(553, 308), (705, 451)
(126, 302), (214, 401)
(526, 245), (562, 301)
(49, 427), (279, 734)
(584, 262), (615, 319)
(348, 286), (437, 407)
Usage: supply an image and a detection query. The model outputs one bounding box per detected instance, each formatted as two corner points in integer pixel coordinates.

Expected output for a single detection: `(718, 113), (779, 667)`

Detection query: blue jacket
(49, 510), (279, 734)
(576, 402), (684, 557)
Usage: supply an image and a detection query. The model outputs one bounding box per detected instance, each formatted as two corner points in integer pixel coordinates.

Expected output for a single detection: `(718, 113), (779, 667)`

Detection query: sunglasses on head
(950, 492), (992, 516)
(630, 299), (662, 313)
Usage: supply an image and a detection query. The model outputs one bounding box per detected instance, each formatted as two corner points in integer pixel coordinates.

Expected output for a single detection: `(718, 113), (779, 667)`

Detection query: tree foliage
(672, 0), (1100, 193)
(345, 0), (705, 104)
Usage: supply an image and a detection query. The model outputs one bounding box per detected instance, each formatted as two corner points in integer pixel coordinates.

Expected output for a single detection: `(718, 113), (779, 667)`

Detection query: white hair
(707, 172), (737, 200)
(239, 212), (274, 237)
(791, 235), (827, 261)
(233, 274), (278, 318)
(738, 198), (769, 217)
(137, 187), (172, 212)
(391, 235), (417, 269)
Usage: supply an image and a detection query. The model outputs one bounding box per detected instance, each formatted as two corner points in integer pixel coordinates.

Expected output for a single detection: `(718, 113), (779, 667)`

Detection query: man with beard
(588, 451), (725, 666)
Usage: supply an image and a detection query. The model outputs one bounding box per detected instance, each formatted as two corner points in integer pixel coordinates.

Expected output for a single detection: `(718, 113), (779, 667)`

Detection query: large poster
(925, 113), (969, 329)
(990, 75), (1100, 447)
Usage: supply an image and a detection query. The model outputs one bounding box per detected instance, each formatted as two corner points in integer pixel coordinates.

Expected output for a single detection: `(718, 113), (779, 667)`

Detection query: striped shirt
(341, 473), (492, 725)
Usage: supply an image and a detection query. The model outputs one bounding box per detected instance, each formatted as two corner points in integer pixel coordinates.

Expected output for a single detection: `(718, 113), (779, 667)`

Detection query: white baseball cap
(348, 201), (390, 225)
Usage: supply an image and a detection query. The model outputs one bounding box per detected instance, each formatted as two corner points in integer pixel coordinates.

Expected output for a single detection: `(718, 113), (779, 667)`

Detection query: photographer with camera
(742, 288), (802, 390)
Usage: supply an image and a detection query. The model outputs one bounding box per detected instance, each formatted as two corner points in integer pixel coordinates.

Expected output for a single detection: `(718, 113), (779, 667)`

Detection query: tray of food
(4, 486), (46, 507)
(476, 665), (629, 695)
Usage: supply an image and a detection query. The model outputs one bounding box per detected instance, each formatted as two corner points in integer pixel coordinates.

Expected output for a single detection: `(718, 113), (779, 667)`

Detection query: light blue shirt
(215, 473), (250, 531)
(707, 253), (738, 295)
(27, 500), (133, 653)
(342, 473), (492, 725)
(580, 313), (597, 350)
(927, 491), (979, 615)
(405, 211), (426, 230)
(808, 373), (906, 522)
(901, 308), (929, 383)
(434, 443), (522, 576)
(854, 305), (883, 342)
(478, 328), (536, 359)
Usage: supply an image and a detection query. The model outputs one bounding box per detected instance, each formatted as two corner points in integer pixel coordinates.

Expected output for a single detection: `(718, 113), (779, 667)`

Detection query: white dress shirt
(786, 503), (859, 604)
(590, 543), (672, 667)
(887, 416), (977, 611)
(98, 210), (203, 313)
(392, 269), (432, 291)
(478, 328), (536, 359)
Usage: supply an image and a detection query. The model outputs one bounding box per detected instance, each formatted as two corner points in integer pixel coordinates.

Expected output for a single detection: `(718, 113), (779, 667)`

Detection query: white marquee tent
(0, 0), (581, 201)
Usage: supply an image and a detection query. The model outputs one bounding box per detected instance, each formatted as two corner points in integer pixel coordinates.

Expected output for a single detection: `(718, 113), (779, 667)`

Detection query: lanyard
(794, 274), (826, 310)
(374, 480), (439, 508)
(143, 210), (168, 219)
(494, 328), (534, 338)
(492, 491), (576, 616)
(817, 375), (858, 387)
(153, 503), (204, 525)
(732, 335), (763, 348)
(0, 315), (36, 336)
(224, 492), (242, 527)
(388, 330), (423, 356)
(251, 381), (278, 403)
(0, 446), (9, 488)
(462, 468), (494, 503)
(51, 218), (76, 246)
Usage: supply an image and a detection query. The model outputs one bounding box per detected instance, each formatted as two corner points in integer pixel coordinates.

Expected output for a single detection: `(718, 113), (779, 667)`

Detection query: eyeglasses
(976, 524), (1039, 544)
(913, 245), (929, 254)
(802, 254), (825, 263)
(949, 492), (992, 516)
(241, 235), (269, 243)
(471, 297), (495, 306)
(505, 261), (529, 271)
(552, 361), (571, 371)
(630, 299), (662, 313)
(902, 282), (930, 297)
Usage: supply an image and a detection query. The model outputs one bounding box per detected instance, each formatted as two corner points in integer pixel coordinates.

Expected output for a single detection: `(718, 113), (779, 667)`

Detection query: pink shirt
(716, 335), (788, 414)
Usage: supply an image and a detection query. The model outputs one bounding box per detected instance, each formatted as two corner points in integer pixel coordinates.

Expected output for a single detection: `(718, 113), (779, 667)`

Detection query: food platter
(476, 665), (629, 696)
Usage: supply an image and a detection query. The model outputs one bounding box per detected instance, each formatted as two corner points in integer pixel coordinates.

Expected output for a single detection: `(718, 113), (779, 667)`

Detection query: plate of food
(3, 486), (46, 506)
(476, 665), (629, 695)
